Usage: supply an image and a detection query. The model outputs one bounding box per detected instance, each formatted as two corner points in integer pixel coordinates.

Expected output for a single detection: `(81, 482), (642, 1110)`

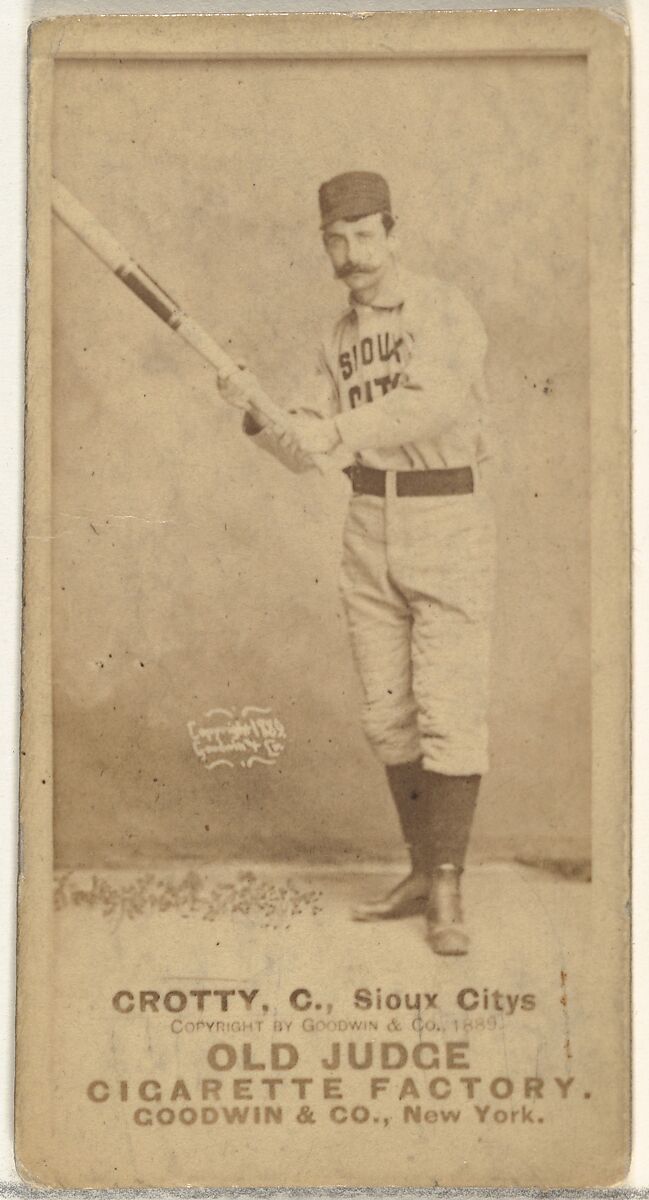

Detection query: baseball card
(17, 4), (631, 1187)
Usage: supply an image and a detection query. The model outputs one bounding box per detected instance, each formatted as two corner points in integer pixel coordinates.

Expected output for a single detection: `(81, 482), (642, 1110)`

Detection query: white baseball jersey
(248, 266), (489, 473)
(312, 267), (489, 471)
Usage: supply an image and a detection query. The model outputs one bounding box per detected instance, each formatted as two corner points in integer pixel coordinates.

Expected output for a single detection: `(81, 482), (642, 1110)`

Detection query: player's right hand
(265, 410), (323, 469)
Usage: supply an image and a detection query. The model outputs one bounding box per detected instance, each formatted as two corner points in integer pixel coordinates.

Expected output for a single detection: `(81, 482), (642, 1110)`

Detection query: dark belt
(344, 463), (474, 498)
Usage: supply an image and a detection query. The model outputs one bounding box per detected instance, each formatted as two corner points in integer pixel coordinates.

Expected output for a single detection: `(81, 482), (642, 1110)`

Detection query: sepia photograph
(17, 8), (630, 1188)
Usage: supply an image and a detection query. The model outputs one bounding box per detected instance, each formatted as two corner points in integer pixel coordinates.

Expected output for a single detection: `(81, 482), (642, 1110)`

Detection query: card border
(18, 9), (631, 1186)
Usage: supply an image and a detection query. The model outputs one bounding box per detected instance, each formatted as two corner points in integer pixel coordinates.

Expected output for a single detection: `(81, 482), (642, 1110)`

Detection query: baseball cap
(318, 171), (391, 229)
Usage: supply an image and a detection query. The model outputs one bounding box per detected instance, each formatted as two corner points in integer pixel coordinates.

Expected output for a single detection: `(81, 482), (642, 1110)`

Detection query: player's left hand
(217, 362), (259, 411)
(290, 415), (341, 455)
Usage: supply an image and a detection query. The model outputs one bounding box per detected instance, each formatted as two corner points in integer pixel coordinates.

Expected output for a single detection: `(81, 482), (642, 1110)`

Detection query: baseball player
(219, 171), (495, 956)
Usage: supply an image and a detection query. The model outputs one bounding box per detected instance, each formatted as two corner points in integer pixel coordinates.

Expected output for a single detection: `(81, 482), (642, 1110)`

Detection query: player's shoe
(350, 871), (430, 921)
(426, 864), (469, 955)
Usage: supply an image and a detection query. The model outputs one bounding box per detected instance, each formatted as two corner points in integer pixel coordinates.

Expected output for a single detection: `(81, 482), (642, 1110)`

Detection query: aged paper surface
(18, 8), (630, 1188)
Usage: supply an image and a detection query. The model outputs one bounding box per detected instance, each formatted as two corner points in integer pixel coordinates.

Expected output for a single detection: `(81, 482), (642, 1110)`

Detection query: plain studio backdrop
(50, 53), (590, 869)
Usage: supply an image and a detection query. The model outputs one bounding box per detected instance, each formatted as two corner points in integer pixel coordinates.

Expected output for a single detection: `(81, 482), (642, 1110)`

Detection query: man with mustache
(220, 171), (495, 956)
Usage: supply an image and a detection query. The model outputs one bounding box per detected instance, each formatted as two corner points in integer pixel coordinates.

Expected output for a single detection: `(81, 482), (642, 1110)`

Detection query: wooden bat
(50, 177), (293, 436)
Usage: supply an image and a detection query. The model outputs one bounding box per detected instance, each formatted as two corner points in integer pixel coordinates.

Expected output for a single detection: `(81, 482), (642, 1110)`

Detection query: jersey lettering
(340, 330), (410, 409)
(339, 351), (353, 381)
(348, 373), (401, 408)
(338, 331), (406, 381)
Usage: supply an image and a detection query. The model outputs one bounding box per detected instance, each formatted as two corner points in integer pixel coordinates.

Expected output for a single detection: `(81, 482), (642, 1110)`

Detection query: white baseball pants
(340, 478), (496, 775)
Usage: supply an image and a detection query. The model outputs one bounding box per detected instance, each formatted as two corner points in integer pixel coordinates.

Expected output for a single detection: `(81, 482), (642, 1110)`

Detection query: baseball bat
(50, 178), (293, 436)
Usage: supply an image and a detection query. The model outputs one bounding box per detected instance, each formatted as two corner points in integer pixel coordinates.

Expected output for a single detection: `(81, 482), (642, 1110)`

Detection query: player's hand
(271, 424), (303, 455)
(290, 415), (341, 455)
(216, 362), (258, 411)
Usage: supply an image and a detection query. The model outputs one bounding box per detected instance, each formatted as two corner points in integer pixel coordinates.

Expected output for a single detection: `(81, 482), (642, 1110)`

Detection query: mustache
(335, 263), (375, 279)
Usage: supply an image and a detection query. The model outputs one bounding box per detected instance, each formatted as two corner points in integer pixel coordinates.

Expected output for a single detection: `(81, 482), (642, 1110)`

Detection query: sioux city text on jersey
(314, 269), (489, 472)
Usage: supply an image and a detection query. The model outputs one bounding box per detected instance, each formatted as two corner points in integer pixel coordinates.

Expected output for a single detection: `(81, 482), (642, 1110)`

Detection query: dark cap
(319, 171), (391, 229)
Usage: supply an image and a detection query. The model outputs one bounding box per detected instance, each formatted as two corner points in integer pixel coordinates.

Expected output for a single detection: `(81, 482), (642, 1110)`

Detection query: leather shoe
(351, 872), (430, 921)
(426, 864), (469, 955)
